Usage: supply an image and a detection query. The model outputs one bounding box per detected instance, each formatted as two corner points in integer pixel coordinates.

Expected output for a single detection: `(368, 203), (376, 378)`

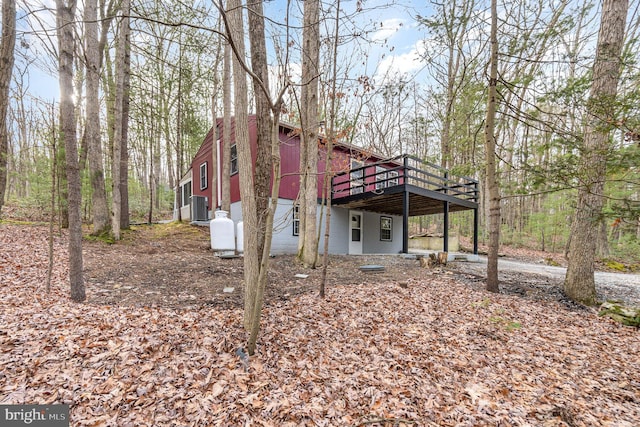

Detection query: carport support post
(443, 201), (449, 252)
(473, 207), (479, 254)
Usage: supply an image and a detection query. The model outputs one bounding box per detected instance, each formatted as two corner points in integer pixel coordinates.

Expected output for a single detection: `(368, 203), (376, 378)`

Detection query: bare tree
(224, 0), (256, 332)
(84, 0), (109, 234)
(0, 0), (16, 214)
(120, 23), (131, 230)
(111, 0), (130, 240)
(56, 0), (85, 302)
(320, 0), (342, 298)
(247, 0), (273, 260)
(221, 0), (288, 355)
(565, 0), (628, 305)
(484, 0), (500, 293)
(298, 0), (321, 268)
(221, 40), (231, 213)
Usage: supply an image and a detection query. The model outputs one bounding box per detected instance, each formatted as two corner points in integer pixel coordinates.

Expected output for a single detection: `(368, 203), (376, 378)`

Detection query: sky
(13, 0), (433, 103)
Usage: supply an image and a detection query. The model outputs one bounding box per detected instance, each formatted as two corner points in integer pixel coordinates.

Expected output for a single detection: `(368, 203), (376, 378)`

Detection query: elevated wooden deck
(331, 155), (479, 253)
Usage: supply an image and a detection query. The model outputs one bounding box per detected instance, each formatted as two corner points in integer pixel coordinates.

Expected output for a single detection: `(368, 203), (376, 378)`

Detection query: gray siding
(360, 211), (403, 254)
(228, 200), (350, 254)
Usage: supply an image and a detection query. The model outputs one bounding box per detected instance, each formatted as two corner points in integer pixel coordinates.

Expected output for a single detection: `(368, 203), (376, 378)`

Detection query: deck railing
(331, 154), (479, 204)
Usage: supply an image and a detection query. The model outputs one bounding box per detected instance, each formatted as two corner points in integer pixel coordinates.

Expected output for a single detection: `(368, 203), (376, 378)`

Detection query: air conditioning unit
(191, 196), (208, 221)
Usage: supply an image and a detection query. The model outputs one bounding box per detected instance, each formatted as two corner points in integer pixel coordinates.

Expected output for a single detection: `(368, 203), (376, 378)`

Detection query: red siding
(191, 127), (215, 210)
(191, 116), (390, 204)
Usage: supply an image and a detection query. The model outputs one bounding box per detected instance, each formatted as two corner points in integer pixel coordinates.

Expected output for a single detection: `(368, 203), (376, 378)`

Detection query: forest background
(0, 0), (639, 269)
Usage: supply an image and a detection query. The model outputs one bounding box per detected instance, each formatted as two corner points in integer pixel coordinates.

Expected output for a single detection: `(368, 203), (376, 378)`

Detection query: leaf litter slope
(1, 223), (639, 426)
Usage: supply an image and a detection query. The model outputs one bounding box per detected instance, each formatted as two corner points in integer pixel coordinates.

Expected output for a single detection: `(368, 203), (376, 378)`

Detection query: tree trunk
(565, 0), (628, 305)
(0, 0), (16, 215)
(247, 114), (282, 356)
(299, 0), (320, 268)
(484, 0), (500, 293)
(225, 0), (259, 332)
(84, 0), (109, 234)
(596, 218), (610, 257)
(320, 0), (342, 298)
(221, 41), (231, 213)
(247, 0), (272, 260)
(56, 0), (85, 302)
(120, 25), (131, 230)
(111, 0), (130, 240)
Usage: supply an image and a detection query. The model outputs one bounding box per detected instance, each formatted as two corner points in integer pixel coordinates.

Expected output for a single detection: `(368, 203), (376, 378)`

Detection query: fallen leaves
(1, 223), (639, 426)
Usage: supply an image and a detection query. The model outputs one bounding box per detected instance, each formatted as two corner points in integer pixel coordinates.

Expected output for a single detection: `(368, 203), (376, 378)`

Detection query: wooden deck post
(443, 200), (449, 252)
(402, 189), (409, 254)
(473, 207), (479, 254)
(402, 156), (409, 254)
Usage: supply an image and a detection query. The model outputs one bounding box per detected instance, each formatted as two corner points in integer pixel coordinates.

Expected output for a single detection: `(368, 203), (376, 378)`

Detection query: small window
(351, 214), (361, 242)
(200, 163), (207, 190)
(350, 159), (364, 195)
(375, 166), (387, 190)
(380, 216), (392, 241)
(182, 182), (191, 207)
(292, 205), (300, 236)
(231, 144), (238, 175)
(388, 170), (399, 187)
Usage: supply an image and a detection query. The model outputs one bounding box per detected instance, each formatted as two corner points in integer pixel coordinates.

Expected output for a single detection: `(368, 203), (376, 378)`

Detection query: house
(176, 115), (479, 256)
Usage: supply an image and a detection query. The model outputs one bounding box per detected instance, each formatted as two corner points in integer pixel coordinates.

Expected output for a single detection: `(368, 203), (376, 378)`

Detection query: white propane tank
(236, 221), (244, 254)
(210, 210), (235, 252)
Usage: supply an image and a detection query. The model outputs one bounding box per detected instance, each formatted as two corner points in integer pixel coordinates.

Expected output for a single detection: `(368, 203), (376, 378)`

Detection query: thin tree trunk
(120, 25), (130, 229)
(484, 0), (500, 293)
(47, 106), (57, 293)
(111, 0), (130, 240)
(56, 0), (85, 302)
(247, 114), (282, 355)
(225, 0), (259, 331)
(221, 41), (231, 213)
(320, 0), (341, 298)
(299, 0), (320, 268)
(84, 0), (109, 234)
(565, 0), (628, 305)
(248, 0), (272, 260)
(0, 0), (16, 214)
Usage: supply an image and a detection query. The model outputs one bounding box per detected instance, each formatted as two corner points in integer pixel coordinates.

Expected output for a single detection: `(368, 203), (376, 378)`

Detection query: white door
(349, 211), (363, 254)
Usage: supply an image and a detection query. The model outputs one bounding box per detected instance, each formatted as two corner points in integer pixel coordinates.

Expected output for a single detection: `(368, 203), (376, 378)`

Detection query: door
(349, 211), (363, 254)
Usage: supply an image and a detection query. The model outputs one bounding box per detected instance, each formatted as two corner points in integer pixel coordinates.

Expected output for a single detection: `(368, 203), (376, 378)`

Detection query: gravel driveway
(450, 256), (640, 308)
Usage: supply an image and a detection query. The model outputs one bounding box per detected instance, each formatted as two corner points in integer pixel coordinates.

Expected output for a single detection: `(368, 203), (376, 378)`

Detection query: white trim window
(388, 170), (399, 187)
(200, 162), (208, 190)
(292, 204), (300, 236)
(375, 166), (387, 190)
(182, 182), (191, 207)
(231, 144), (238, 175)
(380, 216), (392, 241)
(350, 159), (364, 195)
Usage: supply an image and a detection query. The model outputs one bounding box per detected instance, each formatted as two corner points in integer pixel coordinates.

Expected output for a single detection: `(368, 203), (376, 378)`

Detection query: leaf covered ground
(1, 223), (639, 426)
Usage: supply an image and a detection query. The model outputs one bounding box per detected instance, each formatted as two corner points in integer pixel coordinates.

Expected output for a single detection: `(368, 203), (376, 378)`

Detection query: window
(380, 216), (392, 241)
(351, 214), (361, 242)
(375, 166), (387, 190)
(292, 205), (300, 236)
(350, 159), (364, 195)
(388, 170), (399, 187)
(182, 182), (191, 207)
(200, 163), (207, 190)
(231, 144), (238, 175)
